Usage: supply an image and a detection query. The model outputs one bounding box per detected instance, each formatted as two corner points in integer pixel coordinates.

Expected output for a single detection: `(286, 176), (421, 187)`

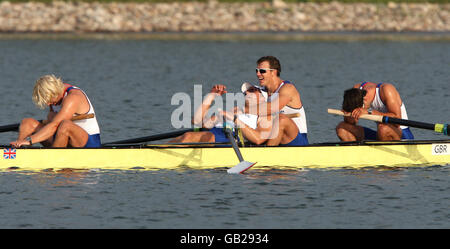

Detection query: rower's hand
(350, 107), (369, 122)
(211, 84), (227, 96)
(10, 139), (31, 148)
(219, 110), (234, 122)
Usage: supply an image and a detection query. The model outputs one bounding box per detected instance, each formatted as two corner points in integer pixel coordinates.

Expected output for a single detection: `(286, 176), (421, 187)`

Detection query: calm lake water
(0, 33), (449, 229)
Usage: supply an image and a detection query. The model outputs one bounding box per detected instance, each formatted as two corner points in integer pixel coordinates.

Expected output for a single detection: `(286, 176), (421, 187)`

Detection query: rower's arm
(193, 85), (228, 128)
(377, 84), (403, 119)
(28, 94), (79, 144)
(235, 117), (272, 145)
(192, 93), (219, 128)
(254, 89), (292, 116)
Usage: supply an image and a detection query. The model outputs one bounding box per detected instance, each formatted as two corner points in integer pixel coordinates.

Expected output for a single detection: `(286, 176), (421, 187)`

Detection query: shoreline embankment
(0, 1), (448, 33)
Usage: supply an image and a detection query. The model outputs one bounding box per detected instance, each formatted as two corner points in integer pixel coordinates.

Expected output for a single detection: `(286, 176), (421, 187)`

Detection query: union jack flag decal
(3, 148), (16, 159)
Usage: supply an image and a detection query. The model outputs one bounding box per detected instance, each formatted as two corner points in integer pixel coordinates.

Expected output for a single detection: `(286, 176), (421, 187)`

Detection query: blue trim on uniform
(363, 127), (414, 140)
(84, 134), (101, 148)
(282, 133), (309, 146)
(363, 127), (378, 140)
(401, 127), (414, 140)
(209, 127), (241, 144)
(209, 127), (228, 143)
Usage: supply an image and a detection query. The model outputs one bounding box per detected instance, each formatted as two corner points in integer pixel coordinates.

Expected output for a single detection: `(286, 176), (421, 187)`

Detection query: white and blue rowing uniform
(209, 113), (261, 144)
(360, 82), (414, 140)
(208, 121), (240, 144)
(51, 85), (101, 147)
(261, 80), (309, 146)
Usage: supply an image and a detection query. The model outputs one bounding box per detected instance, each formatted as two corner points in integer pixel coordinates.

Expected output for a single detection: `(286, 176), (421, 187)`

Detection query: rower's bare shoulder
(380, 83), (400, 98)
(380, 83), (403, 108)
(63, 90), (84, 103)
(380, 83), (397, 92)
(280, 83), (299, 95)
(62, 89), (90, 114)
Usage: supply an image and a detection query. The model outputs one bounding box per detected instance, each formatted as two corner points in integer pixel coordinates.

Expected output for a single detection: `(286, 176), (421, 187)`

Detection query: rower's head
(256, 56), (281, 88)
(241, 82), (264, 104)
(32, 74), (65, 109)
(342, 88), (367, 112)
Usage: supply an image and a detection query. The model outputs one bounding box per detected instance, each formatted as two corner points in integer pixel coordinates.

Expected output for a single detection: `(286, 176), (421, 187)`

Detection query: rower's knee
(21, 118), (40, 130)
(335, 121), (358, 141)
(377, 123), (400, 141)
(55, 120), (73, 136)
(177, 132), (212, 143)
(179, 132), (193, 142)
(335, 122), (347, 138)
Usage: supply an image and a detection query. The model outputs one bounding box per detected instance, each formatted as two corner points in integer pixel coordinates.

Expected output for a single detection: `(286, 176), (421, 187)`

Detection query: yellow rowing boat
(1, 139), (449, 171)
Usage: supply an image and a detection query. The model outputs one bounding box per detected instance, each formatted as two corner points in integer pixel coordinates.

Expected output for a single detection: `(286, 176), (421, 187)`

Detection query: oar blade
(227, 161), (257, 174)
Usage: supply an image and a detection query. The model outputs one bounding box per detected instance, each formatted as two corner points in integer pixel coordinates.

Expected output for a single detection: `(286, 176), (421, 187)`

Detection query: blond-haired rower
(10, 75), (101, 148)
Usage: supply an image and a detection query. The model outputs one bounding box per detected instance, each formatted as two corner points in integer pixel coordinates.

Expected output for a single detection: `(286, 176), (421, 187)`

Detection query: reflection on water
(1, 165), (449, 228)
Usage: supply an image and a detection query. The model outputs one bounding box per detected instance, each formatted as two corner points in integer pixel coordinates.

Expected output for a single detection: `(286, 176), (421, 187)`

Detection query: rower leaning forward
(336, 81), (414, 141)
(10, 74), (101, 148)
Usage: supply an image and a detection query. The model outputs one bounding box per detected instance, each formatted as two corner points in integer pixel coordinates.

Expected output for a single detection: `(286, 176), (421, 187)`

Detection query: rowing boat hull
(1, 140), (449, 171)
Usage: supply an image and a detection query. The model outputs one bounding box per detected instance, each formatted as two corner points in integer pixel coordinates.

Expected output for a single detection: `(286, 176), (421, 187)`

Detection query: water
(0, 33), (449, 229)
(1, 167), (449, 229)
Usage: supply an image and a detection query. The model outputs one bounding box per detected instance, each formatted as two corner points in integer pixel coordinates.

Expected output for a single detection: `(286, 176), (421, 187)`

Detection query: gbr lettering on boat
(432, 144), (449, 155)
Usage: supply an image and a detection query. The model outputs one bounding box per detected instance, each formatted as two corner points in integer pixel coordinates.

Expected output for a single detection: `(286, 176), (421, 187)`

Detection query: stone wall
(0, 1), (448, 32)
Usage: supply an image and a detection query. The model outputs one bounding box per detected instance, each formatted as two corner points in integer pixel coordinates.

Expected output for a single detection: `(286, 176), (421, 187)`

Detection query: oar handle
(271, 113), (300, 118)
(72, 113), (95, 121)
(285, 113), (300, 119)
(328, 108), (449, 136)
(327, 109), (382, 122)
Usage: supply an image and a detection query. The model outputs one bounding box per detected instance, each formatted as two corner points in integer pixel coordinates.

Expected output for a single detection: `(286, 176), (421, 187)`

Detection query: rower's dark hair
(257, 56), (281, 76)
(342, 88), (366, 112)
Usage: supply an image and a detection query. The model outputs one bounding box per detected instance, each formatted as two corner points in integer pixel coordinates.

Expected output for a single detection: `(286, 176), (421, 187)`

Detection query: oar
(103, 128), (204, 145)
(224, 119), (256, 174)
(328, 108), (449, 136)
(0, 123), (21, 133)
(226, 113), (298, 173)
(0, 113), (95, 133)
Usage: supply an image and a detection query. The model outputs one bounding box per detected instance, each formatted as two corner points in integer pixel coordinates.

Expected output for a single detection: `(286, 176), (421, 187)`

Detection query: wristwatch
(368, 108), (373, 115)
(25, 136), (33, 145)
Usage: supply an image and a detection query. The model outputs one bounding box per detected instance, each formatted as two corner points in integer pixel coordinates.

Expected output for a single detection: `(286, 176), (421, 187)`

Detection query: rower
(234, 83), (302, 146)
(169, 84), (268, 144)
(335, 82), (414, 141)
(10, 74), (101, 148)
(251, 55), (309, 145)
